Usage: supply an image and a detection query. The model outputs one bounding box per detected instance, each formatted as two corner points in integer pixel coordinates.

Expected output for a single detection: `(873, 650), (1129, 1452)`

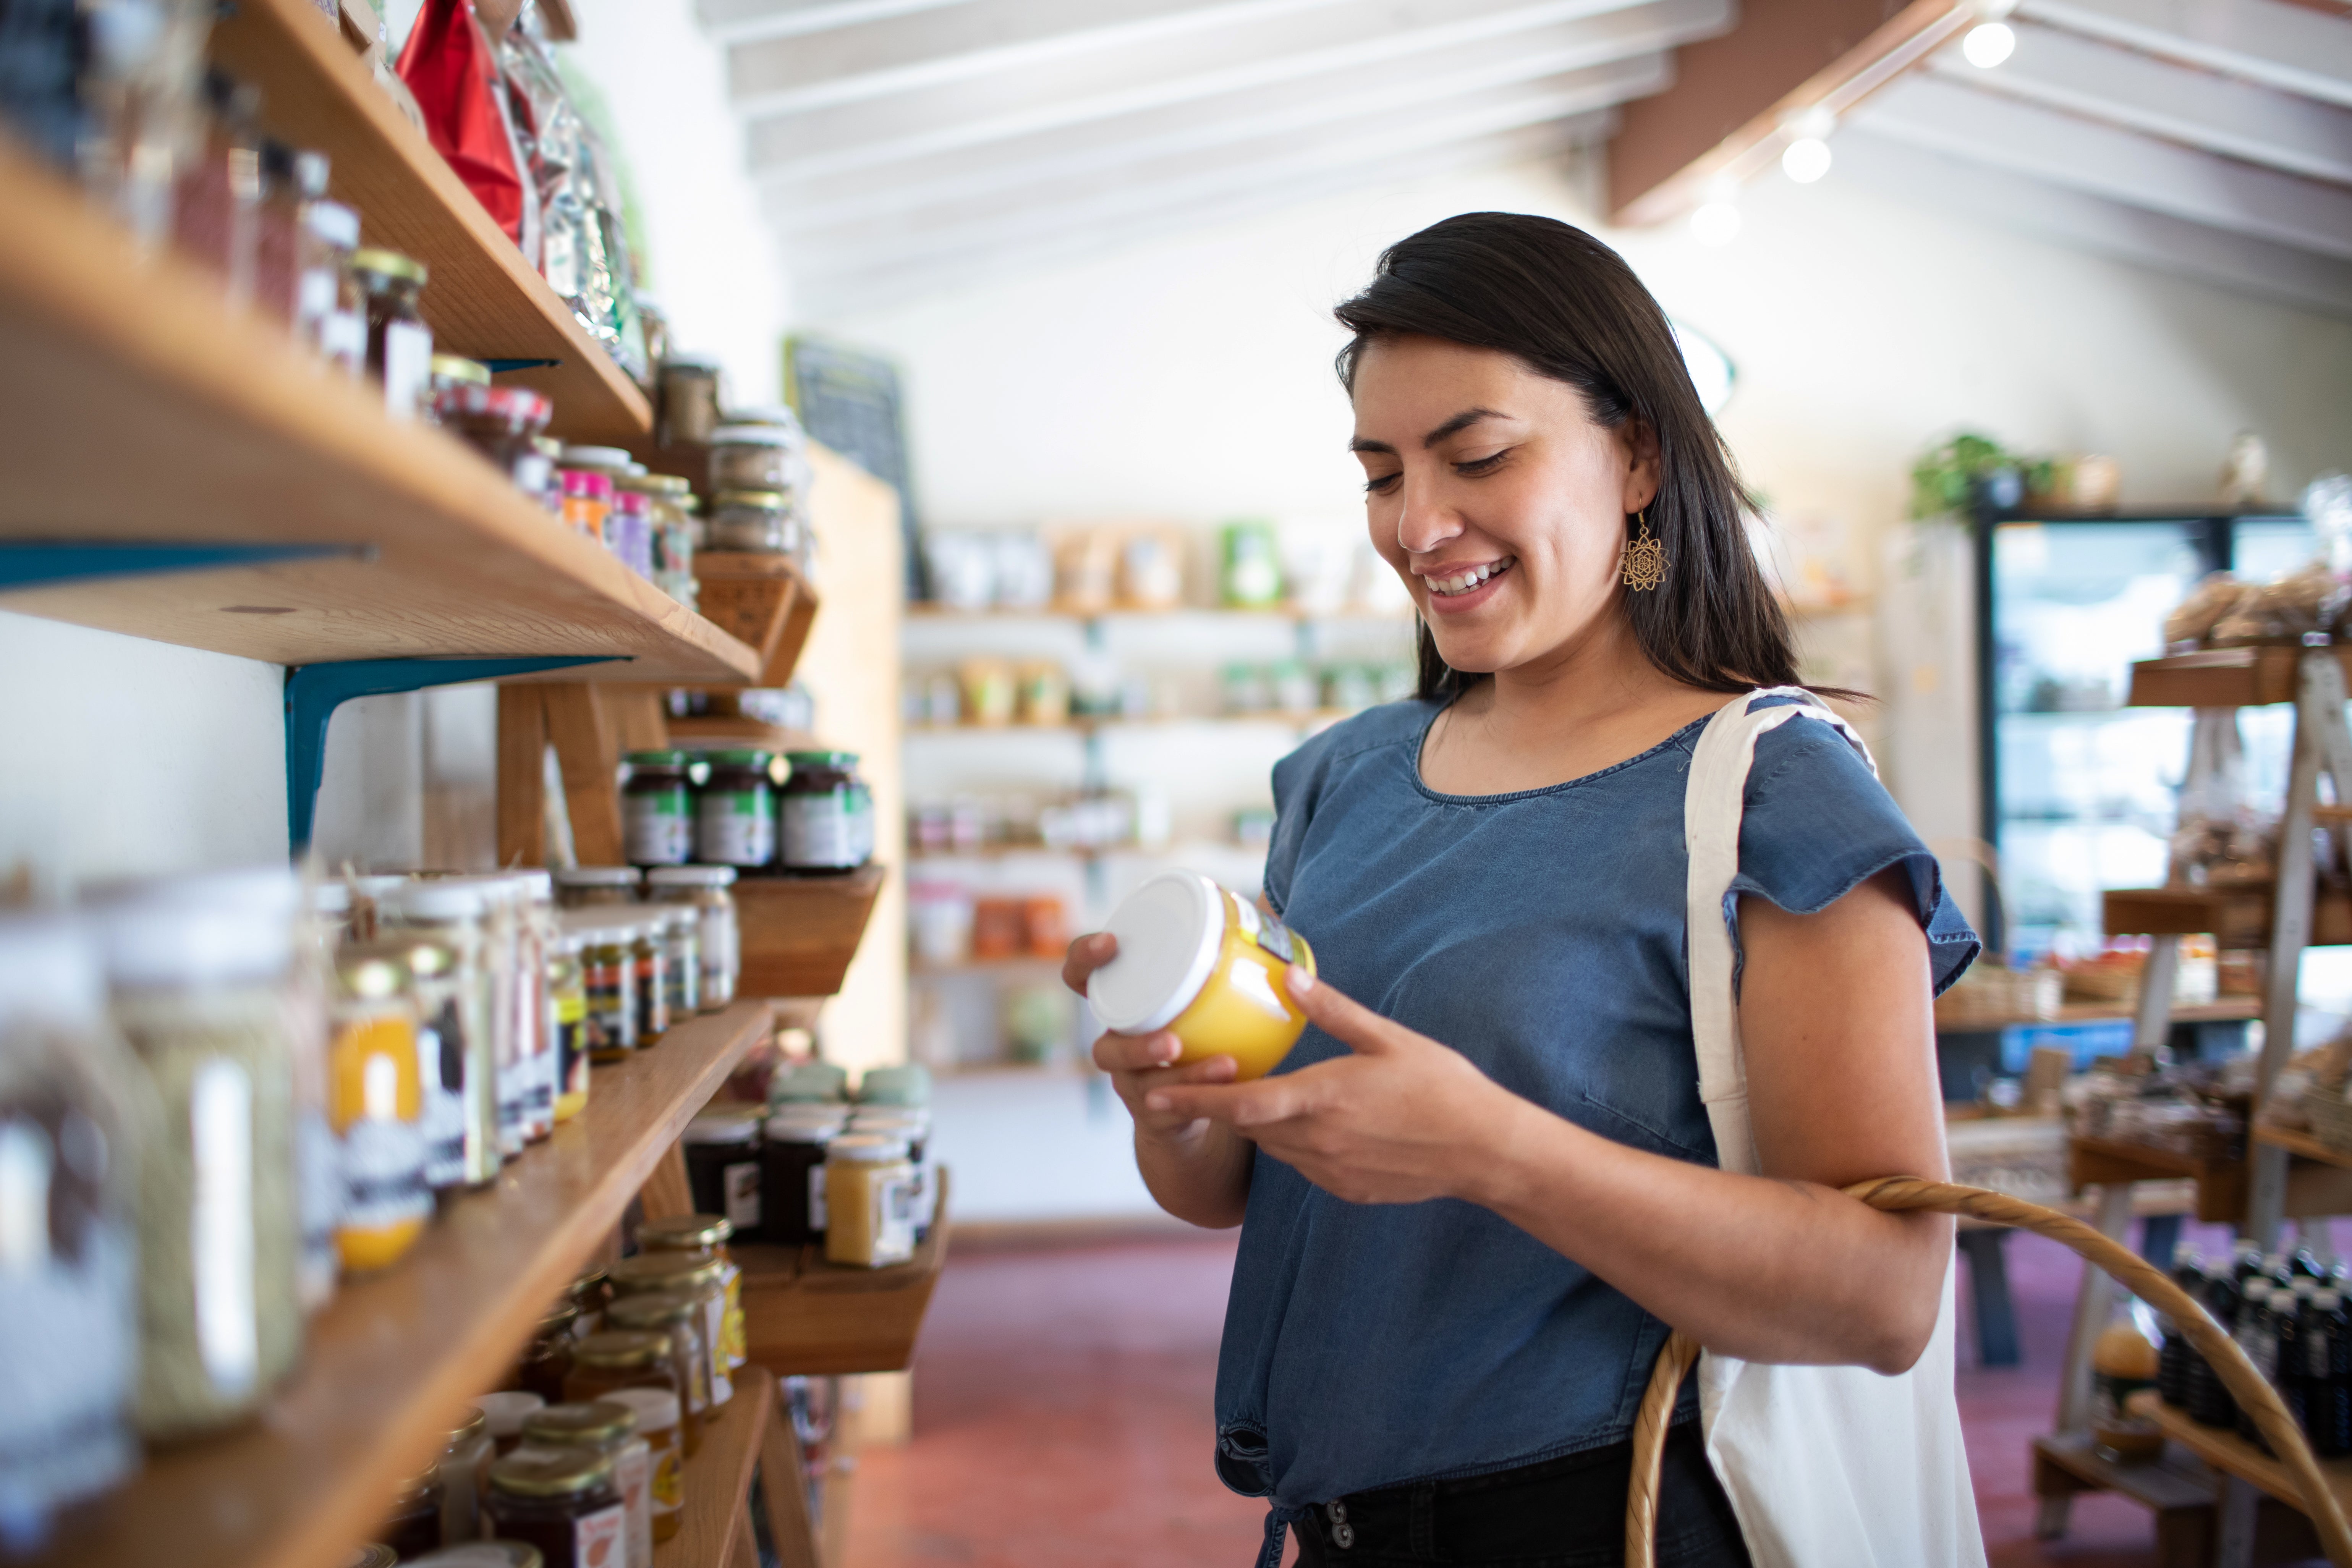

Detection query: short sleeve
(1726, 715), (1980, 997)
(1263, 731), (1325, 918)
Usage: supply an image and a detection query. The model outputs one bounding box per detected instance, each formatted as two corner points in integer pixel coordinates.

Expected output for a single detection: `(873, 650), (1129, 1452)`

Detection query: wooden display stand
(2039, 647), (2352, 1567)
(737, 1171), (953, 1377)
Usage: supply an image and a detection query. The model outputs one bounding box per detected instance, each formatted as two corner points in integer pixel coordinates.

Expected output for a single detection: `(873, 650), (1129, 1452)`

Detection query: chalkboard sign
(784, 335), (924, 599)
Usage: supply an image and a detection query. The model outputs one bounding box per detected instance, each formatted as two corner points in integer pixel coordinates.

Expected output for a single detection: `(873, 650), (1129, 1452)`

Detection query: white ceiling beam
(760, 0), (1717, 223)
(1925, 20), (2352, 183)
(773, 55), (1666, 243)
(1854, 72), (2352, 259)
(779, 104), (1616, 283)
(1833, 126), (2352, 317)
(790, 124), (1601, 317)
(740, 0), (1667, 181)
(694, 0), (972, 47)
(725, 0), (1351, 115)
(2016, 0), (2352, 111)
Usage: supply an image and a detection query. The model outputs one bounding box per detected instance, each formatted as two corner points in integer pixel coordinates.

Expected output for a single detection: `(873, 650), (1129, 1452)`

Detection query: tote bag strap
(1684, 689), (1875, 1175)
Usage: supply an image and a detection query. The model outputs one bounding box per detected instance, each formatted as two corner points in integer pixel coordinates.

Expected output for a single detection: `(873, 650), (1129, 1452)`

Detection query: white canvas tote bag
(1681, 688), (1985, 1568)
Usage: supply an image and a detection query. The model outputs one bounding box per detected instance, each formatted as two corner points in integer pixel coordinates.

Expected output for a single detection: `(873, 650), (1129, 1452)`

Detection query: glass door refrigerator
(1978, 507), (2310, 970)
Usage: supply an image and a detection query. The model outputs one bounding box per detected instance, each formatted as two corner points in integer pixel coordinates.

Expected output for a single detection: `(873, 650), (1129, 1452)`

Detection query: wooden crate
(734, 863), (887, 998)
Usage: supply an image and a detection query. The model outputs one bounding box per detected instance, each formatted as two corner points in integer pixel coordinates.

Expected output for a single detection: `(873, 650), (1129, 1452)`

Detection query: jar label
(319, 308), (366, 377)
(698, 792), (774, 867)
(782, 791), (862, 869)
(574, 1500), (628, 1568)
(338, 1115), (429, 1238)
(876, 1172), (919, 1265)
(650, 1441), (683, 1513)
(624, 792), (692, 866)
(701, 908), (737, 1002)
(296, 1107), (339, 1294)
(416, 998), (468, 1188)
(724, 1160), (762, 1232)
(808, 1163), (828, 1232)
(554, 990), (588, 1104)
(618, 1440), (652, 1568)
(635, 951), (668, 1039)
(381, 319), (432, 422)
(585, 954), (634, 1053)
(189, 1058), (260, 1397)
(705, 1293), (733, 1404)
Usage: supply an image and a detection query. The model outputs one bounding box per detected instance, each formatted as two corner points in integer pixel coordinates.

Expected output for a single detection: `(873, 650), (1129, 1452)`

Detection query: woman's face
(1351, 335), (1659, 681)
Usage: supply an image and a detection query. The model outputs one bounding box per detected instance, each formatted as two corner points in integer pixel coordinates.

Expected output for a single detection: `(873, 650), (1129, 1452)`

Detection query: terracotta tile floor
(838, 1225), (2312, 1568)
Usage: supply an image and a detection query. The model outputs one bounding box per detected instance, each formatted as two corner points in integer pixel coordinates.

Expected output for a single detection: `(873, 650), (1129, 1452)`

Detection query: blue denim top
(1212, 696), (1978, 1561)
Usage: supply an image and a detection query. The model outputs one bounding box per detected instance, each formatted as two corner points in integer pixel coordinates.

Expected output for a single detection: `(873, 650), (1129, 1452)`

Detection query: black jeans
(1290, 1422), (1752, 1568)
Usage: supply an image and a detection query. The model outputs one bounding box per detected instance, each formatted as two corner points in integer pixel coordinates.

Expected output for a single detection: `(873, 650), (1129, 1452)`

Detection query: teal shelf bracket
(285, 655), (622, 852)
(0, 540), (367, 591)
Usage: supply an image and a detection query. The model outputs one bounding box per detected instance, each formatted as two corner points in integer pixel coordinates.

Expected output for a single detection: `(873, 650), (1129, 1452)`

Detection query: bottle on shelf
(2308, 1288), (2350, 1458)
(2157, 1249), (2204, 1407)
(2233, 1279), (2279, 1448)
(2091, 1295), (2165, 1461)
(2188, 1263), (2246, 1428)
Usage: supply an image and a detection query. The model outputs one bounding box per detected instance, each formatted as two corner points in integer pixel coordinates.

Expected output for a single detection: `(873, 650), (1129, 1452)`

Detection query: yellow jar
(1086, 872), (1315, 1081)
(329, 946), (429, 1272)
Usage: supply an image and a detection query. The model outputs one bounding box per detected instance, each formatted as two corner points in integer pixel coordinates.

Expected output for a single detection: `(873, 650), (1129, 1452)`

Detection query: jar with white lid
(379, 880), (502, 1186)
(557, 912), (638, 1062)
(644, 866), (737, 1011)
(552, 866), (641, 910)
(824, 1134), (918, 1268)
(1086, 871), (1316, 1083)
(707, 424), (795, 494)
(94, 875), (307, 1439)
(0, 912), (146, 1530)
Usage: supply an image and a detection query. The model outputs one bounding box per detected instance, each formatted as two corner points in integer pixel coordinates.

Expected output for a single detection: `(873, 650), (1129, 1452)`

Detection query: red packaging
(397, 0), (532, 247)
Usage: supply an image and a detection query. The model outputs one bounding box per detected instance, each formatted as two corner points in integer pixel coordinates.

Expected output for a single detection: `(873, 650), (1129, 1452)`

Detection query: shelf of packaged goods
(1935, 996), (2263, 1033)
(737, 1172), (952, 1376)
(28, 1002), (773, 1568)
(2129, 1389), (2352, 1523)
(2126, 647), (2352, 709)
(2071, 1133), (2352, 1225)
(2105, 886), (2352, 951)
(0, 142), (759, 682)
(734, 864), (888, 999)
(2256, 1125), (2352, 1171)
(207, 0), (651, 445)
(654, 1366), (767, 1568)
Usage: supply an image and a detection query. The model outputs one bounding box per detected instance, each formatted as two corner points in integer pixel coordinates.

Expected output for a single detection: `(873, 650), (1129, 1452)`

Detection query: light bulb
(1690, 201), (1741, 248)
(1962, 21), (2015, 66)
(1781, 137), (1832, 184)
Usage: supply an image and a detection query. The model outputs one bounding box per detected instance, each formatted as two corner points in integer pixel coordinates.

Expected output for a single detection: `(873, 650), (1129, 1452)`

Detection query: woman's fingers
(1091, 1028), (1181, 1074)
(1147, 1071), (1316, 1129)
(1283, 965), (1414, 1056)
(1062, 931), (1117, 997)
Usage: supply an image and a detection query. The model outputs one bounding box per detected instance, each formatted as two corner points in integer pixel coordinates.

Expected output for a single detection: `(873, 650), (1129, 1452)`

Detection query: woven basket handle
(1623, 1178), (2352, 1568)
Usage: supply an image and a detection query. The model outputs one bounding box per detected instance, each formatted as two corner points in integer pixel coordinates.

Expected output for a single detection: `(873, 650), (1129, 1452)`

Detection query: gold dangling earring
(1622, 508), (1667, 592)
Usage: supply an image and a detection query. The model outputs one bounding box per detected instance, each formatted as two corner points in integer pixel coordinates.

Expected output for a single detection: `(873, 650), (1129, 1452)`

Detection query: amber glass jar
(568, 1265), (612, 1329)
(601, 1291), (707, 1457)
(636, 1214), (746, 1373)
(514, 1303), (579, 1404)
(483, 1448), (625, 1568)
(520, 1403), (649, 1568)
(376, 1468), (444, 1560)
(563, 1330), (676, 1406)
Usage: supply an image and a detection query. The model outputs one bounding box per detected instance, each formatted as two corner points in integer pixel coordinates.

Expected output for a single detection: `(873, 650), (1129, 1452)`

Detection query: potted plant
(1910, 432), (2057, 518)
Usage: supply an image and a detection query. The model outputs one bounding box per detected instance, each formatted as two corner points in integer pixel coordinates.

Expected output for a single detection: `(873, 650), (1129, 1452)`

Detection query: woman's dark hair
(1335, 212), (1808, 702)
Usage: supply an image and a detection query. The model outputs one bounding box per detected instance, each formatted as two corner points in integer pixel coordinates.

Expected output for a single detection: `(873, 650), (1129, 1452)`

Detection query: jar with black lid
(483, 1448), (626, 1568)
(759, 1109), (843, 1248)
(780, 751), (874, 873)
(696, 751), (777, 868)
(679, 1106), (764, 1236)
(515, 1301), (580, 1404)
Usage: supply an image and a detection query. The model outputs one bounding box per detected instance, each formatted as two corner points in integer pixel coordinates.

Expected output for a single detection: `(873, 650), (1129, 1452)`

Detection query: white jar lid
(603, 1386), (680, 1434)
(385, 881), (487, 921)
(709, 423), (793, 447)
(96, 896), (294, 989)
(0, 912), (104, 1026)
(561, 444), (635, 469)
(554, 865), (643, 886)
(476, 1390), (545, 1437)
(765, 1115), (843, 1144)
(827, 1133), (910, 1163)
(645, 866), (738, 887)
(1087, 872), (1224, 1036)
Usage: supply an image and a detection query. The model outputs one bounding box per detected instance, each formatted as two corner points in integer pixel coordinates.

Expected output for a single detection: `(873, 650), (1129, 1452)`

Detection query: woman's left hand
(1142, 967), (1517, 1205)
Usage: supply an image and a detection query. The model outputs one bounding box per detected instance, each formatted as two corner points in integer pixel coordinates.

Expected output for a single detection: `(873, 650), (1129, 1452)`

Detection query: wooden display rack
(737, 1172), (953, 1377)
(2042, 646), (2352, 1566)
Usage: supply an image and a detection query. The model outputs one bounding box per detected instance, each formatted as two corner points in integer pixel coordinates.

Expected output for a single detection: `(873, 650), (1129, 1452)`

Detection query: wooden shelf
(2105, 886), (2352, 950)
(738, 1172), (951, 1376)
(2127, 647), (2352, 709)
(1936, 996), (2262, 1033)
(2072, 1132), (2352, 1224)
(28, 1002), (772, 1568)
(2132, 1389), (2352, 1518)
(735, 864), (888, 998)
(208, 0), (651, 445)
(0, 141), (759, 683)
(655, 1363), (771, 1568)
(692, 555), (821, 689)
(2255, 1125), (2352, 1170)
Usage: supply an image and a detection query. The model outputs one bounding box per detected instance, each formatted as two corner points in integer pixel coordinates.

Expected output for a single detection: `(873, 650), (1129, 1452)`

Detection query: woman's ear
(1619, 421), (1663, 515)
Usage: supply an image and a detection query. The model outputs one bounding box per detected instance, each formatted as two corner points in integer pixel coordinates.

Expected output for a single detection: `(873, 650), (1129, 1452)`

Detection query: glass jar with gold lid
(608, 1250), (732, 1405)
(636, 1214), (746, 1373)
(483, 1447), (624, 1568)
(601, 1291), (708, 1455)
(520, 1402), (649, 1568)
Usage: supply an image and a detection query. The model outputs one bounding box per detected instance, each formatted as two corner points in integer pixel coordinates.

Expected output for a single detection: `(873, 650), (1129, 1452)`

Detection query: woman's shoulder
(1274, 698), (1437, 791)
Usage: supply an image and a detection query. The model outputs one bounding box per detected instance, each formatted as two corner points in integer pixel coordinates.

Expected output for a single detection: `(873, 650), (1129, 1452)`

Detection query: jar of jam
(483, 1448), (626, 1568)
(352, 247), (431, 421)
(477, 1390), (544, 1455)
(601, 1291), (708, 1455)
(521, 1403), (649, 1568)
(563, 1330), (677, 1407)
(408, 1549), (545, 1568)
(696, 751), (777, 868)
(328, 944), (428, 1274)
(680, 1105), (764, 1239)
(433, 382), (554, 485)
(376, 1468), (445, 1560)
(707, 424), (794, 492)
(568, 1265), (613, 1328)
(547, 932), (589, 1123)
(604, 1388), (682, 1543)
(645, 866), (737, 1011)
(636, 1215), (745, 1371)
(609, 1251), (733, 1405)
(552, 866), (641, 909)
(826, 1134), (919, 1269)
(629, 918), (669, 1046)
(514, 1302), (580, 1404)
(780, 751), (874, 872)
(658, 357), (720, 447)
(440, 1405), (495, 1544)
(621, 752), (694, 868)
(558, 914), (637, 1062)
(706, 489), (798, 554)
(560, 468), (612, 544)
(649, 906), (699, 1020)
(760, 1109), (844, 1248)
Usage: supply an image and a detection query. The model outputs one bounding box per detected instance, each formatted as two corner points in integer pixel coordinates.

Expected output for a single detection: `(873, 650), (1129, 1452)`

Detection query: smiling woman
(1061, 213), (1982, 1568)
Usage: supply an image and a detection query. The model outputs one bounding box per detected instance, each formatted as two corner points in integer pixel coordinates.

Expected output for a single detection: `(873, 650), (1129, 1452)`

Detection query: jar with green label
(622, 751), (695, 868)
(696, 751), (776, 868)
(780, 751), (874, 873)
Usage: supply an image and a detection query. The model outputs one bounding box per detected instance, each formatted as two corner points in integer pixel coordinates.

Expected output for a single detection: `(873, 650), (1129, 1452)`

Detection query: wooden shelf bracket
(285, 655), (620, 850)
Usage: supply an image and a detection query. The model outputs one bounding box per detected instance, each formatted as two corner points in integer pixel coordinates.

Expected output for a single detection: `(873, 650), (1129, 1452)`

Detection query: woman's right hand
(1063, 931), (1241, 1142)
